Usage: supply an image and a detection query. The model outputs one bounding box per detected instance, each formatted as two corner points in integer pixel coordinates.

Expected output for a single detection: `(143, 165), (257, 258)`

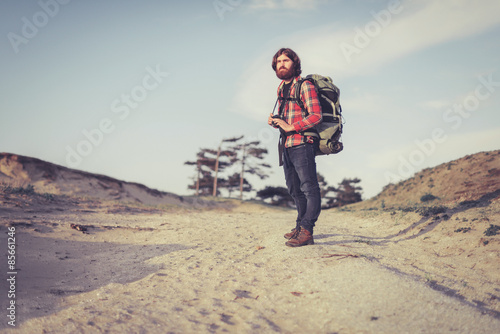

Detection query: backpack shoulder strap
(292, 78), (305, 112)
(293, 78), (317, 116)
(275, 80), (300, 116)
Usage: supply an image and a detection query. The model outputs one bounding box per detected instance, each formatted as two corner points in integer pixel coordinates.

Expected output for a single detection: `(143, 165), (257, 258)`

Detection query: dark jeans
(283, 143), (321, 234)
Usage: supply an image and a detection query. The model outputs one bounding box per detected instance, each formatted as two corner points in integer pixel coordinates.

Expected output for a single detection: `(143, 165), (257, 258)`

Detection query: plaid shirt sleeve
(278, 77), (322, 148)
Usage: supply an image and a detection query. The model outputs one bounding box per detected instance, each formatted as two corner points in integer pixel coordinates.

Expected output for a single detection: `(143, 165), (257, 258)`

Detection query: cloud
(229, 51), (278, 121)
(419, 99), (451, 111)
(248, 0), (278, 10)
(232, 0), (500, 121)
(367, 126), (500, 182)
(343, 92), (396, 116)
(248, 0), (324, 10)
(349, 0), (500, 69)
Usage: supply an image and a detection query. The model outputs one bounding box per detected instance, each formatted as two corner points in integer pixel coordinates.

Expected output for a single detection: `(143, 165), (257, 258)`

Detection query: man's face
(276, 54), (294, 81)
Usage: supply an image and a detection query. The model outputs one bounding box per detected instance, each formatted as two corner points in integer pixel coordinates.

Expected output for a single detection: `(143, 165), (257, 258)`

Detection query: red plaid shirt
(276, 76), (322, 148)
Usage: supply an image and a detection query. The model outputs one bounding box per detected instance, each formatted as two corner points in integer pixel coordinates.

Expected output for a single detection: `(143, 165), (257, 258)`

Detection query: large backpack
(274, 74), (344, 155)
(296, 74), (343, 155)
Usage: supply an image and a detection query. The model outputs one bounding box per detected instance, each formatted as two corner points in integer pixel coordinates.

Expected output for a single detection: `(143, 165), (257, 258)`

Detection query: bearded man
(267, 48), (323, 247)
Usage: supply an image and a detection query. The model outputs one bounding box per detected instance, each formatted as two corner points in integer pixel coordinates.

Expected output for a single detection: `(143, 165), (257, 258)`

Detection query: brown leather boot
(284, 227), (300, 239)
(285, 228), (314, 247)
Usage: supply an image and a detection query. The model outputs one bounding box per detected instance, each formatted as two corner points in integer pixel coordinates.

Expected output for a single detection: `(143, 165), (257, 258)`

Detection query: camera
(271, 114), (281, 126)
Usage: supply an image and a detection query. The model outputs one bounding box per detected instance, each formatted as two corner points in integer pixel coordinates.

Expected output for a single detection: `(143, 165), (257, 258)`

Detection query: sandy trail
(1, 200), (499, 333)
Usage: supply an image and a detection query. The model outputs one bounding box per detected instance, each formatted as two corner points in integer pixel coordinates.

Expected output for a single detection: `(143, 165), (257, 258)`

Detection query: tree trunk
(195, 162), (200, 196)
(213, 143), (222, 197)
(239, 144), (246, 200)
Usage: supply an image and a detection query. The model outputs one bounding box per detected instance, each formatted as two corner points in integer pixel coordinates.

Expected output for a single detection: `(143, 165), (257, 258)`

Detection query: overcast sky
(1, 0), (499, 199)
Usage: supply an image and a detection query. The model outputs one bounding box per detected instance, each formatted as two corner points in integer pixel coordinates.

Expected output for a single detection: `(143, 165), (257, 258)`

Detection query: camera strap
(276, 81), (294, 166)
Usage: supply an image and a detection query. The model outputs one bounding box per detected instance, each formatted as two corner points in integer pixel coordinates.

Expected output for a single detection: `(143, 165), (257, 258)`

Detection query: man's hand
(268, 113), (295, 132)
(272, 117), (295, 133)
(268, 113), (277, 127)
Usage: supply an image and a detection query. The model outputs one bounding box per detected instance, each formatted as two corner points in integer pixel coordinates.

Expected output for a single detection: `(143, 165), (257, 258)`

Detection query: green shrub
(484, 224), (500, 236)
(420, 193), (438, 202)
(2, 184), (35, 195)
(418, 205), (447, 217)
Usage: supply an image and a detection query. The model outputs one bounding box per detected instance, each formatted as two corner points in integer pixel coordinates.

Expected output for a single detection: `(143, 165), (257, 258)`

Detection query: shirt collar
(278, 76), (301, 92)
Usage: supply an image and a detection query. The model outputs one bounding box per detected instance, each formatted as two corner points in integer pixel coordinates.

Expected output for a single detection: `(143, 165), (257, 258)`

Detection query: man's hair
(271, 48), (302, 77)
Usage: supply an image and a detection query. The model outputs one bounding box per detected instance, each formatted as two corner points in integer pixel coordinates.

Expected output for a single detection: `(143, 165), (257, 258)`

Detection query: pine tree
(186, 137), (271, 198)
(212, 136), (242, 196)
(231, 140), (271, 199)
(185, 147), (235, 196)
(322, 177), (363, 208)
(256, 186), (293, 207)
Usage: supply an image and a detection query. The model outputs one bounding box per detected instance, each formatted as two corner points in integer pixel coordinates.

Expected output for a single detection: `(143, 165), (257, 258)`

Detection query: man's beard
(276, 67), (294, 80)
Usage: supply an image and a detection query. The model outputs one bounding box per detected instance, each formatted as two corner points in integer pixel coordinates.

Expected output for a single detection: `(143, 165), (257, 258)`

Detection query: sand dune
(0, 153), (214, 208)
(0, 151), (499, 333)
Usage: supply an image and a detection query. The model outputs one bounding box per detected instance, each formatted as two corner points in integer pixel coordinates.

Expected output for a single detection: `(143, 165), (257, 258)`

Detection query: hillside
(0, 153), (205, 208)
(362, 150), (500, 208)
(1, 150), (499, 209)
